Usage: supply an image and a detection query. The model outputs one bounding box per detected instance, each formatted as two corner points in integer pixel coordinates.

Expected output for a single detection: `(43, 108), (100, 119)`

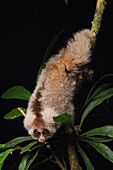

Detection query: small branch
(53, 153), (67, 170)
(63, 1), (107, 170)
(91, 0), (107, 47)
(67, 146), (81, 170)
(67, 134), (82, 170)
(18, 107), (26, 117)
(46, 144), (66, 170)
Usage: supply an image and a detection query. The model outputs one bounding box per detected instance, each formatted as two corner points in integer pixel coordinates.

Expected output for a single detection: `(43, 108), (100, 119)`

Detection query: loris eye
(42, 129), (49, 135)
(34, 129), (40, 137)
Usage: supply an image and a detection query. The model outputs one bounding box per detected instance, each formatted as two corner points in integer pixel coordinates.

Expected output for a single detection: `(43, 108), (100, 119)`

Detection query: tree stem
(51, 0), (107, 170)
(67, 145), (82, 170)
(53, 153), (67, 170)
(66, 1), (107, 169)
(91, 0), (107, 47)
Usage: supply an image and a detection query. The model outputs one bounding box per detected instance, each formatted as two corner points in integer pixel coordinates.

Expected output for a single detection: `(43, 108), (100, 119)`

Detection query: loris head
(24, 107), (59, 143)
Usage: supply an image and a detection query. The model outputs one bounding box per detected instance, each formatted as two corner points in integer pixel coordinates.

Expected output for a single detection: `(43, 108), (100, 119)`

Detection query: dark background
(0, 0), (113, 169)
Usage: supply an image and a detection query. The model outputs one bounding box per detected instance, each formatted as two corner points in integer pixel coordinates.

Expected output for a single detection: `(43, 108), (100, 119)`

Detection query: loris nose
(39, 134), (45, 143)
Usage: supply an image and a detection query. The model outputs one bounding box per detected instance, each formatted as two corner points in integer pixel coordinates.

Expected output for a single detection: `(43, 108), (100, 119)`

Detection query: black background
(0, 0), (113, 169)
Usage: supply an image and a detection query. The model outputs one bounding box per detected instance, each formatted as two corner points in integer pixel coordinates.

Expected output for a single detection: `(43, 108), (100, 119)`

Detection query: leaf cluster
(0, 136), (53, 170)
(0, 30), (65, 170)
(1, 29), (113, 170)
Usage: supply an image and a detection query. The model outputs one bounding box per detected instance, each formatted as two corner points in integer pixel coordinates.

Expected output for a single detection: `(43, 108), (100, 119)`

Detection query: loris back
(24, 29), (95, 143)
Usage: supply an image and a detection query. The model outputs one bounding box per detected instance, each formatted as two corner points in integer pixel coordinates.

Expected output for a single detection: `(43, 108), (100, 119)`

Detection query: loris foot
(82, 29), (96, 38)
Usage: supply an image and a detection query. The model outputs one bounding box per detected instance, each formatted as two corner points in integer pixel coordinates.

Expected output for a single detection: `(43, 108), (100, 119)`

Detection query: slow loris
(24, 29), (95, 143)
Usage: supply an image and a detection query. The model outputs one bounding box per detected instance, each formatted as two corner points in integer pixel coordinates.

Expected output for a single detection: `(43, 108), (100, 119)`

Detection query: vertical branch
(49, 0), (107, 169)
(66, 0), (107, 170)
(67, 145), (82, 170)
(67, 134), (82, 170)
(91, 0), (107, 47)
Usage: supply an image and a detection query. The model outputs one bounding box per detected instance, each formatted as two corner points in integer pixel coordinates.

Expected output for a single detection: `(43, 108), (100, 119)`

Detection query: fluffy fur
(24, 29), (95, 143)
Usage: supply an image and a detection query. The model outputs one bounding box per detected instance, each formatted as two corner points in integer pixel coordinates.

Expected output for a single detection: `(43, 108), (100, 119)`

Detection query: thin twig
(18, 107), (26, 117)
(46, 144), (66, 170)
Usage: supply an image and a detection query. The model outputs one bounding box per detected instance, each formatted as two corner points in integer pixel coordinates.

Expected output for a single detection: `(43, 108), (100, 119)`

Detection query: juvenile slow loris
(24, 29), (95, 143)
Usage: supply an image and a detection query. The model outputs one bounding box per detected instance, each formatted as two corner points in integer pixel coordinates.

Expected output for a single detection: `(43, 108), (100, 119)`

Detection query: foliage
(53, 112), (74, 130)
(1, 1), (113, 168)
(1, 86), (31, 100)
(3, 107), (26, 120)
(0, 29), (65, 170)
(1, 53), (113, 170)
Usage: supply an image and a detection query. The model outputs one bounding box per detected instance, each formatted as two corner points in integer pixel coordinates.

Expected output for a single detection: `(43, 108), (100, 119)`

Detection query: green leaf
(18, 152), (31, 170)
(85, 74), (113, 105)
(93, 88), (113, 100)
(36, 29), (65, 83)
(4, 107), (26, 119)
(86, 136), (113, 143)
(76, 142), (94, 170)
(30, 145), (43, 152)
(88, 83), (112, 101)
(0, 149), (14, 170)
(25, 150), (39, 170)
(1, 86), (31, 100)
(83, 140), (113, 163)
(31, 155), (53, 169)
(0, 144), (7, 150)
(79, 88), (113, 129)
(53, 113), (74, 129)
(78, 136), (113, 143)
(20, 141), (38, 154)
(80, 125), (113, 137)
(19, 150), (39, 170)
(5, 136), (33, 148)
(83, 83), (112, 111)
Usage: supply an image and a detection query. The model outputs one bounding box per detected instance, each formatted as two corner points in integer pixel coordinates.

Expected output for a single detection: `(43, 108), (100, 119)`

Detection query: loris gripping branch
(24, 29), (95, 143)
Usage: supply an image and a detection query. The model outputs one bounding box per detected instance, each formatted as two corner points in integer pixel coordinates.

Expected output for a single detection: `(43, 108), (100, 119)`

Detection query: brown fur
(31, 91), (42, 117)
(24, 29), (96, 142)
(33, 116), (45, 129)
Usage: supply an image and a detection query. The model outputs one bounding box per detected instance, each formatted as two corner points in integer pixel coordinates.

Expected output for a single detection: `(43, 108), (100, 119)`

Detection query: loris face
(31, 128), (53, 143)
(29, 124), (57, 143)
(24, 111), (58, 143)
(34, 129), (49, 142)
